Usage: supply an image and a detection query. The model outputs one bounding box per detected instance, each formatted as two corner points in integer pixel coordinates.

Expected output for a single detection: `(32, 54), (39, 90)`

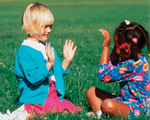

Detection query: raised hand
(63, 40), (77, 62)
(99, 29), (111, 48)
(99, 29), (111, 64)
(45, 43), (55, 70)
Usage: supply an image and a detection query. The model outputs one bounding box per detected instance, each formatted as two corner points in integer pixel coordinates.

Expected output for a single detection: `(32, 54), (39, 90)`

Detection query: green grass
(0, 0), (150, 119)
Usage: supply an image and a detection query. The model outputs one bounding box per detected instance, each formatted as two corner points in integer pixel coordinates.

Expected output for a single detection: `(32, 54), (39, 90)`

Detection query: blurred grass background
(0, 0), (150, 119)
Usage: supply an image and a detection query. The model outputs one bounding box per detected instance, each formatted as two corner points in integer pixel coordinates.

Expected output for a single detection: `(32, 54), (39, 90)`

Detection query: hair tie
(119, 43), (127, 49)
(132, 38), (137, 43)
(124, 20), (130, 25)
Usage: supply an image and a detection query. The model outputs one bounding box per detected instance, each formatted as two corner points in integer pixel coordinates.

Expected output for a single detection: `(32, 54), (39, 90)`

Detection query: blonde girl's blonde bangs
(40, 8), (54, 27)
(22, 3), (54, 36)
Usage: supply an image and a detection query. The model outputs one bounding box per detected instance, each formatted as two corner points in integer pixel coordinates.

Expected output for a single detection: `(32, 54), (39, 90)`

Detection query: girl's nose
(47, 27), (51, 33)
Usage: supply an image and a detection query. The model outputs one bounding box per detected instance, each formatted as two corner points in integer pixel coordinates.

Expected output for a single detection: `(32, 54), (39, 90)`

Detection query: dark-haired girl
(86, 20), (150, 119)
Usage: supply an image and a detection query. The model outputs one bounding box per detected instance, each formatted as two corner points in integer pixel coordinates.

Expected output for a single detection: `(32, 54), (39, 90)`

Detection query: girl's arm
(62, 40), (77, 71)
(99, 29), (111, 64)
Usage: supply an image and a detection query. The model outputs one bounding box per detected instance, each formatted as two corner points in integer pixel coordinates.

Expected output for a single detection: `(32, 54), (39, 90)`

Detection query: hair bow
(124, 20), (130, 25)
(119, 43), (127, 49)
(132, 38), (137, 43)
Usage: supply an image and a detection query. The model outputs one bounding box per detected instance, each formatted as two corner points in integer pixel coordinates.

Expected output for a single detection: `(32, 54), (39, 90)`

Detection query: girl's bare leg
(101, 99), (130, 117)
(86, 87), (130, 118)
(86, 87), (114, 112)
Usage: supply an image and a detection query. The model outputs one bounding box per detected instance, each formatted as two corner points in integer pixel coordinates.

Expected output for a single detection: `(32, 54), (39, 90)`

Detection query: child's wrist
(63, 58), (71, 63)
(103, 46), (110, 50)
(46, 62), (54, 70)
(62, 58), (71, 71)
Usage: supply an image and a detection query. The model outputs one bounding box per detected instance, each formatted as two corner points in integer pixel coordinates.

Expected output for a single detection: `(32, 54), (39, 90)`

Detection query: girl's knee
(101, 99), (114, 113)
(86, 87), (96, 98)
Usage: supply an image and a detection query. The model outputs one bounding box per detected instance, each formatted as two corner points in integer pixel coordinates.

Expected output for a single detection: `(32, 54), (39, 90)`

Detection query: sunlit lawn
(0, 0), (149, 119)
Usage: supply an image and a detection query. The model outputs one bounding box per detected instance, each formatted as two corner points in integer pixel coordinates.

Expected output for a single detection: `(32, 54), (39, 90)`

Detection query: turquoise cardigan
(14, 45), (69, 106)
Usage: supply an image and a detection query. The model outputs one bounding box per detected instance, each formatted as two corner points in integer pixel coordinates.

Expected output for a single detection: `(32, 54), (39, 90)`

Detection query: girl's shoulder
(17, 44), (39, 54)
(117, 56), (147, 71)
(16, 41), (44, 59)
(120, 56), (147, 65)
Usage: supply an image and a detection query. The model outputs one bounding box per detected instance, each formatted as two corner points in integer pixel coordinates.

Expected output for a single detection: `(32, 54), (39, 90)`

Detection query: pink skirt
(24, 82), (82, 115)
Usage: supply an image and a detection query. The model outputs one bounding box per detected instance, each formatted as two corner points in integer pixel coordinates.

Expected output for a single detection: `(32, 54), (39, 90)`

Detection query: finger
(99, 29), (103, 33)
(63, 44), (66, 53)
(50, 47), (55, 60)
(71, 41), (74, 49)
(69, 40), (72, 47)
(65, 39), (68, 49)
(47, 43), (51, 52)
(99, 29), (105, 33)
(48, 42), (51, 46)
(73, 46), (77, 53)
(99, 29), (110, 40)
(45, 43), (49, 52)
(65, 39), (68, 45)
(99, 29), (106, 37)
(45, 43), (49, 56)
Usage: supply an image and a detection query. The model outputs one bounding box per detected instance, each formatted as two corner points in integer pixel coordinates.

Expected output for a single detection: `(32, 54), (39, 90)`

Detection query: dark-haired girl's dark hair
(115, 20), (150, 61)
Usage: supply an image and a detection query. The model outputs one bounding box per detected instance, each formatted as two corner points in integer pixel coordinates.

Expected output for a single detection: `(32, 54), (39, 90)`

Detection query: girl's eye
(45, 25), (52, 29)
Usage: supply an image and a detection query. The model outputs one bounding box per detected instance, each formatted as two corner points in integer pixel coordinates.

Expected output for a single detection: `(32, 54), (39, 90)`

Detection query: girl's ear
(125, 44), (130, 54)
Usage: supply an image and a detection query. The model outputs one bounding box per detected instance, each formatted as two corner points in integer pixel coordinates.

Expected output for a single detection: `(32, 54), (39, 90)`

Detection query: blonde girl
(0, 2), (81, 120)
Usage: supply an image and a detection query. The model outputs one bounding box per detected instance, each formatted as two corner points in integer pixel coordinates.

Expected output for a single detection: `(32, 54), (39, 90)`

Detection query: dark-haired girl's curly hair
(115, 20), (150, 61)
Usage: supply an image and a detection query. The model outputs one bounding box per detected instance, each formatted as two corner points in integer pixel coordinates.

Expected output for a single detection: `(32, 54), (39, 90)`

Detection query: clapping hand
(45, 43), (55, 70)
(63, 40), (77, 62)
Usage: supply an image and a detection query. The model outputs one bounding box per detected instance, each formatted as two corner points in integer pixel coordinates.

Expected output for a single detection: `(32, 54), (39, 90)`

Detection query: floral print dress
(98, 56), (150, 119)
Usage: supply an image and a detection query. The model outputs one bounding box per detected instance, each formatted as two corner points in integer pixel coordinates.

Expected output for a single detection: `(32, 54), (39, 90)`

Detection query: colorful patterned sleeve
(98, 58), (140, 83)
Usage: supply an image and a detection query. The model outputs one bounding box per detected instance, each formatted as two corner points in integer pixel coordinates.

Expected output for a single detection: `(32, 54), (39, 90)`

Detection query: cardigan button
(59, 89), (61, 91)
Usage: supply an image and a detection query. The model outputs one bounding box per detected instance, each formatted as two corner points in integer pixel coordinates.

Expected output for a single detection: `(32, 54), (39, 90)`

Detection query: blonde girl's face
(35, 24), (52, 42)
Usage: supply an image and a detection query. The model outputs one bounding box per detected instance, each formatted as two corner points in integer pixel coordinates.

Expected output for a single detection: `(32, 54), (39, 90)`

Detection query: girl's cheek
(116, 47), (120, 55)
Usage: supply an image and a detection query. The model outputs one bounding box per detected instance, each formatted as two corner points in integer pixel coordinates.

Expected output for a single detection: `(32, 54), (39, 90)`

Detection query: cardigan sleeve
(18, 58), (50, 85)
(15, 46), (52, 85)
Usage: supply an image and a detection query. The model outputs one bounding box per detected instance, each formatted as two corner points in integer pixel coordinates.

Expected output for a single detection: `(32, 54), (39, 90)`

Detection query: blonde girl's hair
(22, 2), (54, 36)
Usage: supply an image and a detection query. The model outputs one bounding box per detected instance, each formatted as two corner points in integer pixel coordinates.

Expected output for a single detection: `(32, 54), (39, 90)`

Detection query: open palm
(63, 40), (77, 62)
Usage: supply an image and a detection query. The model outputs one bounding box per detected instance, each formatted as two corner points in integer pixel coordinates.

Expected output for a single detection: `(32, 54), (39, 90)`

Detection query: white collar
(22, 40), (55, 81)
(22, 40), (48, 62)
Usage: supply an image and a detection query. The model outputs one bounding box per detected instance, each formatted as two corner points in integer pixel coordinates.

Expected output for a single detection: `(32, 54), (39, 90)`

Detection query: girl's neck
(26, 35), (41, 43)
(121, 51), (143, 62)
(137, 51), (143, 57)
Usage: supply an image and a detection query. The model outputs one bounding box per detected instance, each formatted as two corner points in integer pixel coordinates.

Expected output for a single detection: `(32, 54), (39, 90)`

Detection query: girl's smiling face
(29, 24), (52, 43)
(37, 25), (52, 42)
(114, 34), (132, 61)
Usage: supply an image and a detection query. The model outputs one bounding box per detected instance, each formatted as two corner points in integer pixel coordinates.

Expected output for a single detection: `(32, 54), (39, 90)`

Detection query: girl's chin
(40, 38), (48, 41)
